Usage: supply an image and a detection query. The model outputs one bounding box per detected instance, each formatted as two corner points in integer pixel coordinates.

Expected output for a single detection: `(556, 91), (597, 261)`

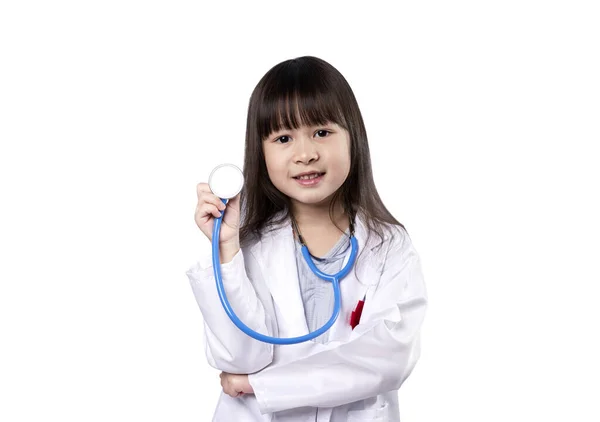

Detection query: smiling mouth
(293, 172), (325, 180)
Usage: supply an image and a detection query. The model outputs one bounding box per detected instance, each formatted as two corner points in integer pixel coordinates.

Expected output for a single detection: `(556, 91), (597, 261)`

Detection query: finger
(197, 203), (222, 220)
(220, 375), (228, 390)
(197, 183), (227, 209)
(223, 385), (236, 398)
(202, 195), (227, 212)
(198, 192), (227, 211)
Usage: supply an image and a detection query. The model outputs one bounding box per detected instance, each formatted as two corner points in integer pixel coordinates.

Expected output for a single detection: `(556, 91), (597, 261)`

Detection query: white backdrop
(1, 1), (599, 421)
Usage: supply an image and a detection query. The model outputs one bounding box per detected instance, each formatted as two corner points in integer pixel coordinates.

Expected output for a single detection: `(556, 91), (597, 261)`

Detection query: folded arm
(248, 233), (427, 414)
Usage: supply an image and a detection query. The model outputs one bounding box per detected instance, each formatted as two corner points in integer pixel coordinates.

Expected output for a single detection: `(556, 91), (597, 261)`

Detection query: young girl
(187, 56), (427, 422)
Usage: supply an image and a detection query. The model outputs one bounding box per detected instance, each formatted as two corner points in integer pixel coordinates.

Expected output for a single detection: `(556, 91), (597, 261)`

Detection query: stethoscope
(208, 163), (359, 345)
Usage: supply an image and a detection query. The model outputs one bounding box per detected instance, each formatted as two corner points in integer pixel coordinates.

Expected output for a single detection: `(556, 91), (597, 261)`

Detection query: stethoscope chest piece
(209, 163), (244, 199)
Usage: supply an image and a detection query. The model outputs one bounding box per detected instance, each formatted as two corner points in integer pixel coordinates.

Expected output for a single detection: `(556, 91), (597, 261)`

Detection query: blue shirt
(293, 228), (351, 344)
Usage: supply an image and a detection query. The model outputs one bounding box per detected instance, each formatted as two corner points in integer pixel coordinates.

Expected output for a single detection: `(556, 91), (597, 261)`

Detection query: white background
(1, 1), (599, 421)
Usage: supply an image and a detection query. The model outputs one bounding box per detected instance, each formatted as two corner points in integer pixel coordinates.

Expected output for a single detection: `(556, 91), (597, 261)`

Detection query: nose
(293, 135), (319, 164)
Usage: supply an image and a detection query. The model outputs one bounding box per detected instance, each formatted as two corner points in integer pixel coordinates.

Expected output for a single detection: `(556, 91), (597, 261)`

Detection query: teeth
(298, 173), (321, 180)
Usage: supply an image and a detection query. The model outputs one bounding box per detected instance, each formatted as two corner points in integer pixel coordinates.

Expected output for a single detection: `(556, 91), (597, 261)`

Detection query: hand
(219, 372), (254, 398)
(194, 182), (241, 247)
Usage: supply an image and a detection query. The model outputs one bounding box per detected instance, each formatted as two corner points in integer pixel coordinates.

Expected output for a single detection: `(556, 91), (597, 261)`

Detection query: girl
(187, 56), (427, 422)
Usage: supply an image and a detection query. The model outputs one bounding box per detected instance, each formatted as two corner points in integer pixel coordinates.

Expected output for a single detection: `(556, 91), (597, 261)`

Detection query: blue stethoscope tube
(212, 198), (359, 345)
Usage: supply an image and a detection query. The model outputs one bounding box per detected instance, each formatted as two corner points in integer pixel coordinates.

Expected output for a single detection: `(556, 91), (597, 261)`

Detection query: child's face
(262, 122), (350, 209)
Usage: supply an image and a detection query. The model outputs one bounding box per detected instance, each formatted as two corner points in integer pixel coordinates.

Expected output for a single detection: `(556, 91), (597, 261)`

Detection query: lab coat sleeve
(186, 247), (276, 374)
(248, 229), (427, 414)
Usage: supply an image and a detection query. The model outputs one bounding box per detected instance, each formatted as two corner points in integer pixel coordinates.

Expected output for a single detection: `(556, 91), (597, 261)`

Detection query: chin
(291, 190), (336, 206)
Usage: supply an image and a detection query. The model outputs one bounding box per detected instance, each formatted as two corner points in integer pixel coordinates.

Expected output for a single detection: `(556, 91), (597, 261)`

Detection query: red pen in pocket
(350, 295), (366, 330)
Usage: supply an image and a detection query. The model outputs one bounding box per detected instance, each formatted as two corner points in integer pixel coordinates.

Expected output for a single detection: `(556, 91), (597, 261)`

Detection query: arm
(248, 230), (427, 414)
(186, 245), (277, 374)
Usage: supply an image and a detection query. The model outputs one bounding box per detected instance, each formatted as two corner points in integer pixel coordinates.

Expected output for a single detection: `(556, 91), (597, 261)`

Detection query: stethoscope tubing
(211, 198), (359, 345)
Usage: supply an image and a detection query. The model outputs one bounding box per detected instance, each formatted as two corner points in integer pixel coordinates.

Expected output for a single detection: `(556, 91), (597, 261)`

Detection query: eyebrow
(273, 123), (334, 134)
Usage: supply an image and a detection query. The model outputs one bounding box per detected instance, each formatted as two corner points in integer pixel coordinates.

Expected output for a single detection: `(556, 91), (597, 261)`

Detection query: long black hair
(239, 56), (404, 255)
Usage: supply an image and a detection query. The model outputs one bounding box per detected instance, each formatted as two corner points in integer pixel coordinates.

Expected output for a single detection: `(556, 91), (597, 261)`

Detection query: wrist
(219, 241), (240, 264)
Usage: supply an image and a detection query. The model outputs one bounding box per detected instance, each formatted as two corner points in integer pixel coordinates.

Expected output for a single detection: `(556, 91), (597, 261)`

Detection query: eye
(315, 130), (331, 138)
(275, 135), (291, 144)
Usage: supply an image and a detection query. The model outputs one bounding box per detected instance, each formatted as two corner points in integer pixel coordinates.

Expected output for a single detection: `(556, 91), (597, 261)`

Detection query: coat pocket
(347, 401), (388, 422)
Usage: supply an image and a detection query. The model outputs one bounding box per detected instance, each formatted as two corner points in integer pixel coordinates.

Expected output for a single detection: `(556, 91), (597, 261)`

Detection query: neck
(290, 198), (348, 229)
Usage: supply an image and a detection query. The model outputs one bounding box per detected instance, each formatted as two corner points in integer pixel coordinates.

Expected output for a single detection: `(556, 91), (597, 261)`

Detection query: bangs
(256, 72), (349, 141)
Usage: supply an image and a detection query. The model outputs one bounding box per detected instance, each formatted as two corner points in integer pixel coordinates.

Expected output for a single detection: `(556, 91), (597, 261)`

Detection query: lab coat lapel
(323, 215), (380, 341)
(261, 218), (310, 338)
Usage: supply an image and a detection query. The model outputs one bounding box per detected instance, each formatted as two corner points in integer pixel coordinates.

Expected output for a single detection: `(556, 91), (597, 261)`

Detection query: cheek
(262, 149), (277, 174)
(265, 159), (283, 177)
(263, 152), (287, 186)
(332, 143), (351, 172)
(326, 159), (349, 184)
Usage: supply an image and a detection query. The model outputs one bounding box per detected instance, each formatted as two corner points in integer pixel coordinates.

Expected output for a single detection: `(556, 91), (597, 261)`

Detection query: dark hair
(239, 56), (404, 257)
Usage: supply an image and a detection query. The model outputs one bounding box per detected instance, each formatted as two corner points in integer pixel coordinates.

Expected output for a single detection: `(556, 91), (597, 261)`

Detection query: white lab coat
(187, 212), (427, 422)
